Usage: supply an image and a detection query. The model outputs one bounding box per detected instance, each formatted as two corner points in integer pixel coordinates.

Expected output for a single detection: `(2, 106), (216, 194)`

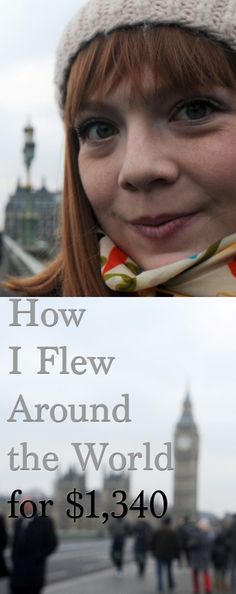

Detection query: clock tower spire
(173, 391), (199, 522)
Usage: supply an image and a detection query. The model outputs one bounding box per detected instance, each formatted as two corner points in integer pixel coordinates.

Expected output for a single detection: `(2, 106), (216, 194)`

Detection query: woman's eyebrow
(79, 100), (119, 115)
(78, 92), (172, 116)
(78, 86), (205, 117)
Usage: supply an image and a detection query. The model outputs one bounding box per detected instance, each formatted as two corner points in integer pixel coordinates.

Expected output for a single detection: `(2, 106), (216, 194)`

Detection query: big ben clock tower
(173, 393), (199, 521)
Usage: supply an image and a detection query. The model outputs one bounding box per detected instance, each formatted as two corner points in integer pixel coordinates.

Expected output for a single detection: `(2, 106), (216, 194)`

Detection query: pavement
(44, 561), (192, 594)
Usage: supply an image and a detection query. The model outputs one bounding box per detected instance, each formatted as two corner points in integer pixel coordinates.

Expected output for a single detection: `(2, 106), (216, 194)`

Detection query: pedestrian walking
(187, 518), (212, 594)
(0, 515), (9, 594)
(177, 516), (194, 565)
(5, 0), (236, 297)
(151, 516), (179, 592)
(133, 517), (152, 577)
(10, 498), (57, 594)
(109, 518), (129, 577)
(226, 513), (236, 592)
(212, 528), (230, 592)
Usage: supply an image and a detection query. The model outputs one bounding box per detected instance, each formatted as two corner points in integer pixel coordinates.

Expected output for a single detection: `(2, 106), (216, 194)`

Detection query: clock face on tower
(177, 435), (192, 450)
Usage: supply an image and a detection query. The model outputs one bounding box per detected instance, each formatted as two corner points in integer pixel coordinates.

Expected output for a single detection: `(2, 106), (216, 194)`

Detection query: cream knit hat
(55, 0), (236, 116)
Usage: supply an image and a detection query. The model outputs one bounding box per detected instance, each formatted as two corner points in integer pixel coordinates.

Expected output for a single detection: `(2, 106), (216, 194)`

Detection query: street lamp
(21, 121), (38, 248)
(23, 121), (35, 189)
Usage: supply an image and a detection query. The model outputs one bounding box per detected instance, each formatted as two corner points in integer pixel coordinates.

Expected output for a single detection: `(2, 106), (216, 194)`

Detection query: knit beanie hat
(55, 0), (236, 116)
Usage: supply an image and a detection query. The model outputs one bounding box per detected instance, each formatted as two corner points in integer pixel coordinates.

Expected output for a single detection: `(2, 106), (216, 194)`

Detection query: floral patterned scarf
(99, 233), (236, 296)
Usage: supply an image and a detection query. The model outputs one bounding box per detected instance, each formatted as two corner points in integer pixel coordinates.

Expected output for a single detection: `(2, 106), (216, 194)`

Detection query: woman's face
(77, 72), (236, 269)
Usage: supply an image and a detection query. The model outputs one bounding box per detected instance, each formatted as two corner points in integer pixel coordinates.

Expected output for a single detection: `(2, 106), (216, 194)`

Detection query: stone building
(53, 467), (87, 531)
(53, 469), (130, 533)
(4, 121), (61, 258)
(4, 182), (61, 257)
(173, 393), (199, 522)
(101, 472), (130, 515)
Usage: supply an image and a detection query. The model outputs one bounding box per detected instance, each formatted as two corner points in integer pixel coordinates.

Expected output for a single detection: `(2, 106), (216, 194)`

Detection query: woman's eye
(76, 120), (117, 142)
(174, 99), (220, 122)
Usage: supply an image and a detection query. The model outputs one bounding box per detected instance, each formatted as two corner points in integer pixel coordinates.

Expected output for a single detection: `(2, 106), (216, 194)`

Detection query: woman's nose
(118, 125), (180, 192)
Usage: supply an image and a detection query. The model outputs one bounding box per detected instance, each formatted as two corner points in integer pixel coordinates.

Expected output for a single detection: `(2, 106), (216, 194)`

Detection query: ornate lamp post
(23, 121), (35, 189)
(21, 121), (38, 248)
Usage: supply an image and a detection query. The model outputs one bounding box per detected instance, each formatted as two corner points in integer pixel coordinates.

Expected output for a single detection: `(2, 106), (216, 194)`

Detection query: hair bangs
(65, 25), (236, 125)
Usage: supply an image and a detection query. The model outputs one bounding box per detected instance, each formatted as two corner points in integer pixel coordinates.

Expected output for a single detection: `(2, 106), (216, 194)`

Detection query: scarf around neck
(99, 233), (236, 296)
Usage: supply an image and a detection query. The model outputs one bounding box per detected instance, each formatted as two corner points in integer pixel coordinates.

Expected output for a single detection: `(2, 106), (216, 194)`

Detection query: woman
(187, 518), (213, 594)
(5, 0), (236, 296)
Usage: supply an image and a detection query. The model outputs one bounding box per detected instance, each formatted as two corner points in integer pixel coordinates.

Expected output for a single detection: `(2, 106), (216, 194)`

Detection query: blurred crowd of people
(109, 513), (236, 593)
(1, 509), (236, 593)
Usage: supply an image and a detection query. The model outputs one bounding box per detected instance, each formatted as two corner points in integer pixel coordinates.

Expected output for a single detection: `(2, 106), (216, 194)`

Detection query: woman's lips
(129, 213), (198, 240)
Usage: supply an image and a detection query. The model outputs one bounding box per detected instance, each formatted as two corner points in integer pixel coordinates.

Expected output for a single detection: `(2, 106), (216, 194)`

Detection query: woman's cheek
(79, 156), (117, 211)
(186, 133), (236, 195)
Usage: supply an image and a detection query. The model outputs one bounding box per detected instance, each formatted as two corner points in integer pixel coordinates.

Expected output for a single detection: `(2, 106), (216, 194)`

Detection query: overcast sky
(0, 0), (87, 229)
(1, 297), (236, 519)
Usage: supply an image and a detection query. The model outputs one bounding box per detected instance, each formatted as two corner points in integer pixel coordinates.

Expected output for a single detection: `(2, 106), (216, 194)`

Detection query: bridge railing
(3, 235), (45, 277)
